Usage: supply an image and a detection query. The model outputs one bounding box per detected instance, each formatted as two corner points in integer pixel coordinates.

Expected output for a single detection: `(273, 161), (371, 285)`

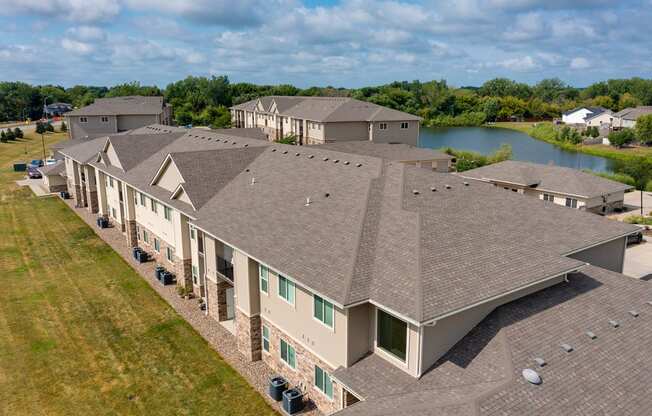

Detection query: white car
(45, 159), (57, 165)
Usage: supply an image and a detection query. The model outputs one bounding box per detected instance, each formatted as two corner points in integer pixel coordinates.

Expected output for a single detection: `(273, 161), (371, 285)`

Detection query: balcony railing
(216, 256), (234, 281)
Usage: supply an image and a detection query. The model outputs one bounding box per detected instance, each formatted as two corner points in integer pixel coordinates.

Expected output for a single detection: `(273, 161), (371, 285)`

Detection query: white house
(586, 110), (615, 128)
(562, 106), (607, 125)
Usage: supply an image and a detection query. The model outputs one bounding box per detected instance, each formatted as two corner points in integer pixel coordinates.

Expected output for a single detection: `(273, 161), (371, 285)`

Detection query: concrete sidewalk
(624, 237), (652, 280)
(16, 178), (54, 197)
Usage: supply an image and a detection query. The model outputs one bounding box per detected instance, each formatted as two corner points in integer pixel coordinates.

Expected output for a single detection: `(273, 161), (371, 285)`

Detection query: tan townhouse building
(58, 124), (650, 416)
(458, 160), (632, 214)
(64, 96), (174, 140)
(231, 96), (421, 146)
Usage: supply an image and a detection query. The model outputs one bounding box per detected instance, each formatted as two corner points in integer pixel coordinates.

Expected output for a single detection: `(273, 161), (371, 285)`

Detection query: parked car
(28, 159), (44, 168)
(27, 165), (42, 179)
(627, 231), (644, 245)
(45, 158), (57, 165)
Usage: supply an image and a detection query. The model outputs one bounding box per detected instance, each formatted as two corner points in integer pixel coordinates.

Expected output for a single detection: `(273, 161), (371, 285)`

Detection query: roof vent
(463, 181), (469, 186)
(283, 150), (288, 154)
(334, 159), (339, 163)
(647, 301), (652, 306)
(304, 197), (311, 206)
(308, 155), (314, 159)
(561, 343), (573, 353)
(251, 177), (256, 185)
(244, 144), (249, 147)
(522, 369), (542, 385)
(445, 184), (451, 189)
(586, 331), (597, 340)
(534, 357), (546, 367)
(323, 157), (329, 161)
(356, 163), (362, 167)
(232, 141), (237, 145)
(344, 161), (350, 165)
(272, 148), (277, 152)
(295, 152), (300, 156)
(324, 193), (330, 198)
(629, 310), (639, 317)
(431, 187), (437, 192)
(412, 190), (420, 195)
(609, 320), (619, 328)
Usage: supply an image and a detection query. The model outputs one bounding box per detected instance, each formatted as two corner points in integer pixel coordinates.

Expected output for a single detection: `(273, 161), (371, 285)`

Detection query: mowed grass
(0, 132), (276, 415)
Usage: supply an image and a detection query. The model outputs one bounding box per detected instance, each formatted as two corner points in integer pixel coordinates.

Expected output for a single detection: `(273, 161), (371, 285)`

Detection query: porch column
(234, 250), (262, 362)
(123, 185), (138, 247)
(95, 170), (108, 218)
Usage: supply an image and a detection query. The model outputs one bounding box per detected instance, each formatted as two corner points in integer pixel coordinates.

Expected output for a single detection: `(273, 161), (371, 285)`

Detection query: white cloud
(496, 55), (539, 72)
(570, 57), (591, 69)
(503, 12), (545, 41)
(61, 38), (95, 55)
(0, 0), (119, 22)
(66, 26), (105, 41)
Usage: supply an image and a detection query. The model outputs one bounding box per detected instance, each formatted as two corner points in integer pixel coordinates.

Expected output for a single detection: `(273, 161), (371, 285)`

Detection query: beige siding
(66, 115), (118, 140)
(370, 121), (419, 146)
(233, 250), (261, 316)
(569, 237), (626, 273)
(323, 122), (369, 142)
(370, 305), (420, 377)
(105, 144), (123, 169)
(104, 176), (122, 223)
(154, 160), (184, 192)
(346, 303), (372, 366)
(133, 192), (176, 246)
(117, 114), (160, 131)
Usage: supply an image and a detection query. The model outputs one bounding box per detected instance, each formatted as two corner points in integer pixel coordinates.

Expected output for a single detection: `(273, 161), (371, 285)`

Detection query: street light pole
(41, 132), (46, 162)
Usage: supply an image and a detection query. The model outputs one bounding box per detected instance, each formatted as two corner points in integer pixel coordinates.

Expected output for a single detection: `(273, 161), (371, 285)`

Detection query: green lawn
(0, 132), (276, 415)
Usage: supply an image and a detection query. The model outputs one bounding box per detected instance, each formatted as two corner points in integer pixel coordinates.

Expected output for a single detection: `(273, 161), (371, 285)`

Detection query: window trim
(100, 116), (109, 123)
(543, 193), (554, 202)
(375, 308), (409, 364)
(277, 275), (296, 306)
(190, 227), (196, 240)
(400, 121), (409, 129)
(151, 199), (158, 213)
(313, 294), (335, 330)
(379, 122), (388, 130)
(140, 193), (147, 206)
(259, 264), (269, 295)
(314, 365), (334, 401)
(565, 197), (578, 208)
(153, 238), (160, 253)
(280, 338), (297, 370)
(163, 205), (172, 221)
(79, 116), (88, 123)
(143, 230), (149, 244)
(262, 325), (270, 353)
(166, 247), (174, 263)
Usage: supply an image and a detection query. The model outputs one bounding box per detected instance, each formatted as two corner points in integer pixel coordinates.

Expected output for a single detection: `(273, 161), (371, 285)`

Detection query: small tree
(35, 122), (46, 134)
(278, 133), (297, 145)
(590, 126), (600, 138)
(609, 129), (636, 148)
(0, 130), (6, 143)
(14, 127), (23, 138)
(60, 121), (67, 132)
(5, 129), (15, 141)
(45, 122), (55, 133)
(635, 114), (652, 145)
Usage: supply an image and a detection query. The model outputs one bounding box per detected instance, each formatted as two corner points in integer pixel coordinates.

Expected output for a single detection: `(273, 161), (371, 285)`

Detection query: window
(151, 199), (158, 213)
(543, 193), (554, 202)
(400, 122), (409, 129)
(166, 247), (174, 263)
(108, 177), (114, 188)
(190, 227), (196, 240)
(136, 225), (140, 241)
(143, 230), (149, 244)
(262, 325), (270, 353)
(111, 207), (117, 219)
(154, 238), (160, 253)
(314, 295), (334, 328)
(164, 206), (172, 221)
(377, 309), (407, 362)
(278, 275), (295, 305)
(314, 366), (334, 400)
(259, 265), (269, 294)
(379, 122), (388, 130)
(101, 116), (109, 123)
(565, 198), (578, 208)
(280, 339), (296, 369)
(140, 193), (146, 206)
(134, 192), (139, 205)
(80, 117), (88, 123)
(192, 265), (198, 285)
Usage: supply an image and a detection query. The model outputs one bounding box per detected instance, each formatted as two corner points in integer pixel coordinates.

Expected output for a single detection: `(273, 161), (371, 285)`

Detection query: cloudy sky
(0, 0), (650, 88)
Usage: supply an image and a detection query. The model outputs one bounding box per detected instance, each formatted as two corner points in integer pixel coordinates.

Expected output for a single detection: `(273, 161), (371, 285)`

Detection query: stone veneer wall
(68, 180), (83, 208)
(136, 223), (191, 287)
(261, 318), (342, 415)
(175, 259), (193, 291)
(205, 279), (230, 322)
(125, 220), (138, 248)
(236, 309), (262, 362)
(86, 189), (98, 213)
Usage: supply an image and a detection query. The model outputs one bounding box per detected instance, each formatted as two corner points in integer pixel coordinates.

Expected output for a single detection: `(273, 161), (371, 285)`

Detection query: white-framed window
(108, 177), (114, 188)
(280, 339), (296, 369)
(262, 325), (270, 353)
(80, 117), (88, 123)
(314, 365), (334, 400)
(566, 198), (578, 208)
(151, 199), (158, 213)
(134, 191), (139, 205)
(100, 116), (109, 123)
(314, 295), (334, 328)
(154, 238), (160, 253)
(143, 230), (149, 244)
(259, 265), (269, 294)
(140, 193), (146, 206)
(278, 275), (295, 305)
(379, 122), (388, 130)
(543, 193), (554, 202)
(111, 207), (116, 219)
(190, 227), (196, 240)
(163, 206), (172, 221)
(136, 225), (140, 241)
(192, 265), (198, 285)
(377, 309), (408, 362)
(400, 122), (409, 129)
(166, 247), (174, 263)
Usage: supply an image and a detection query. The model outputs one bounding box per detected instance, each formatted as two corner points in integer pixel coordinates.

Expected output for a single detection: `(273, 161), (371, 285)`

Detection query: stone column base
(174, 258), (193, 291)
(87, 190), (99, 214)
(206, 279), (232, 322)
(125, 220), (138, 247)
(236, 309), (261, 362)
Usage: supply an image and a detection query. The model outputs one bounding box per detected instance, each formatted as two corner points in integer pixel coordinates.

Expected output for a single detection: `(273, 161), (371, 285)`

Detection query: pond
(419, 126), (617, 173)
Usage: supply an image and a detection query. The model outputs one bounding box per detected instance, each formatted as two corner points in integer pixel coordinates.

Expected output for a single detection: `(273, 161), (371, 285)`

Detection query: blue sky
(0, 0), (650, 88)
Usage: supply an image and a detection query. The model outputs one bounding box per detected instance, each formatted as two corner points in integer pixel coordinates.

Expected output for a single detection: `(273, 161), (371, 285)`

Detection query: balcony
(216, 256), (234, 281)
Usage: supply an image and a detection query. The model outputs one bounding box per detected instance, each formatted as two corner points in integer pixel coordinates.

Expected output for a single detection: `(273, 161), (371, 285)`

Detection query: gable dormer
(102, 138), (124, 170)
(255, 98), (266, 112)
(270, 99), (279, 114)
(170, 184), (196, 210)
(150, 154), (186, 192)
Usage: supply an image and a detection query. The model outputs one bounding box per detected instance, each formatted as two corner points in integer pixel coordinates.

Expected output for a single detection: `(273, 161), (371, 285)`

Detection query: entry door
(226, 287), (235, 320)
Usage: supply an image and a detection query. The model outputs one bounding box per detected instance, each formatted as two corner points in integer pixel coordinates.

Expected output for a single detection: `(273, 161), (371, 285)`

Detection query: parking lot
(624, 235), (652, 280)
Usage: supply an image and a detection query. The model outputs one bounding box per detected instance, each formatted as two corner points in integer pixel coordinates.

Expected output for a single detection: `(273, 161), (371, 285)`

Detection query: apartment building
(230, 96), (421, 146)
(58, 125), (649, 416)
(64, 96), (174, 140)
(459, 160), (632, 214)
(613, 106), (652, 129)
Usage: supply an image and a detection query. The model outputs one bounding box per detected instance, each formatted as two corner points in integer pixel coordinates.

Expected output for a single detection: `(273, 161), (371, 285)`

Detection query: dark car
(27, 165), (42, 179)
(627, 231), (644, 245)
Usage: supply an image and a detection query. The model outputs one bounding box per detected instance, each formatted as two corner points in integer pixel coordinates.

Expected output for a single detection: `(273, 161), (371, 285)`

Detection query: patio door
(226, 287), (235, 320)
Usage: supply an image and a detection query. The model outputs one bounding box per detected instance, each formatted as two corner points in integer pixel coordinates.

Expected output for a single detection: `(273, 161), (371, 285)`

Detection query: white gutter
(562, 230), (637, 256)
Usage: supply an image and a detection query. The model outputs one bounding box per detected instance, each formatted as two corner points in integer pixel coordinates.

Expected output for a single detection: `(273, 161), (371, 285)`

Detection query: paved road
(624, 236), (652, 280)
(608, 190), (652, 220)
(1, 120), (63, 134)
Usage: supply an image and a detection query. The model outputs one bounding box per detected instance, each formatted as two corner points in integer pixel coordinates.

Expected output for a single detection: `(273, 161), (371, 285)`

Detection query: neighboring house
(230, 96), (421, 146)
(64, 96), (174, 140)
(585, 109), (615, 128)
(314, 141), (454, 172)
(613, 106), (652, 129)
(458, 160), (632, 214)
(561, 106), (606, 125)
(58, 124), (646, 416)
(44, 102), (73, 117)
(37, 161), (67, 193)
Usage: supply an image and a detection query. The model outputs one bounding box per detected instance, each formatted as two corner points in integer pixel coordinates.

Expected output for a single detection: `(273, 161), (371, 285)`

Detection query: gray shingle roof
(58, 136), (110, 163)
(38, 160), (64, 176)
(613, 106), (652, 120)
(562, 106), (606, 117)
(66, 96), (166, 117)
(458, 160), (632, 198)
(105, 133), (183, 171)
(333, 265), (652, 416)
(314, 142), (452, 162)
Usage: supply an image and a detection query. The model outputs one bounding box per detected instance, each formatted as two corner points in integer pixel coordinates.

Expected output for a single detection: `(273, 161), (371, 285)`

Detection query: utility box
(268, 376), (288, 402)
(282, 389), (304, 415)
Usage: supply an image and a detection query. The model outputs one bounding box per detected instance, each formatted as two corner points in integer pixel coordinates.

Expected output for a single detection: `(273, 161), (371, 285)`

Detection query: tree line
(2, 76), (652, 128)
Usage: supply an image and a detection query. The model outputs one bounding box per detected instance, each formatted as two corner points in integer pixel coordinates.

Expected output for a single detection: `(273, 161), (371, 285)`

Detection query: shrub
(35, 122), (46, 134)
(444, 144), (512, 172)
(45, 122), (54, 132)
(14, 127), (23, 138)
(60, 121), (67, 132)
(623, 215), (652, 226)
(646, 179), (652, 192)
(0, 130), (6, 143)
(635, 114), (652, 145)
(277, 133), (297, 145)
(608, 129), (636, 147)
(5, 129), (15, 141)
(585, 170), (636, 187)
(590, 126), (600, 138)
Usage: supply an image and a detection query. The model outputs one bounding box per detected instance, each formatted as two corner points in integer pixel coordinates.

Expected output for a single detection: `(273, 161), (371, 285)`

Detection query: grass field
(0, 132), (275, 415)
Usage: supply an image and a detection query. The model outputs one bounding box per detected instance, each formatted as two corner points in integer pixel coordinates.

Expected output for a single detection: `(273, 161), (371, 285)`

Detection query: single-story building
(561, 106), (607, 125)
(458, 160), (633, 214)
(38, 161), (67, 193)
(613, 106), (652, 129)
(585, 109), (615, 128)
